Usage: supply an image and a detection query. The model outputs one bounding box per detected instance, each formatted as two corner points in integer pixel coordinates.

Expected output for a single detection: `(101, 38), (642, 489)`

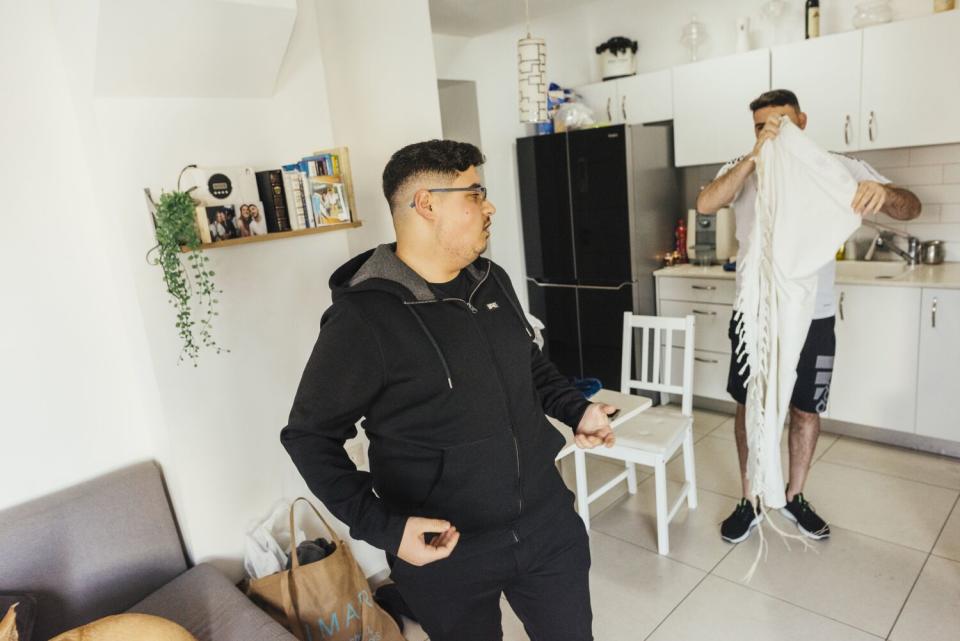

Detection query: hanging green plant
(146, 169), (228, 365)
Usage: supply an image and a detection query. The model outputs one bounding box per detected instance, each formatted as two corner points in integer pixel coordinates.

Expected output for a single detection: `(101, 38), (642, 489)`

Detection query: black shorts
(726, 314), (836, 414)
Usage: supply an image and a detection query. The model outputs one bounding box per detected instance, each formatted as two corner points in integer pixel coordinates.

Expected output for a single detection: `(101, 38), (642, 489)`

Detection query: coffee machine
(686, 207), (738, 264)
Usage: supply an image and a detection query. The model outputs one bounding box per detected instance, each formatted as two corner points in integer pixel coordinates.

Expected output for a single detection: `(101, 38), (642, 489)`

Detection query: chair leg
(626, 462), (638, 495)
(683, 426), (698, 510)
(574, 449), (591, 532)
(654, 458), (669, 555)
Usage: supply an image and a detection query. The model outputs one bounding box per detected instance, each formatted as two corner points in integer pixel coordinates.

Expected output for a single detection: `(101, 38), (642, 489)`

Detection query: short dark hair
(382, 140), (485, 213)
(749, 89), (801, 113)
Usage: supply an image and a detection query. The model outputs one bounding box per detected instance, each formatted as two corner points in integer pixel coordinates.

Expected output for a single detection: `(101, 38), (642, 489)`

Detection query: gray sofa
(0, 461), (297, 641)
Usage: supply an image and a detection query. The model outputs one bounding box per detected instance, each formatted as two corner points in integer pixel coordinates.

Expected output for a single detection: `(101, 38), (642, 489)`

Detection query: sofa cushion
(0, 462), (189, 640)
(128, 564), (295, 641)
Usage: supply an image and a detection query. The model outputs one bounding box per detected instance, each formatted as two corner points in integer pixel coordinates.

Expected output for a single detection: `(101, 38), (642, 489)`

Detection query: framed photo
(205, 205), (239, 242)
(309, 180), (351, 225)
(235, 201), (268, 237)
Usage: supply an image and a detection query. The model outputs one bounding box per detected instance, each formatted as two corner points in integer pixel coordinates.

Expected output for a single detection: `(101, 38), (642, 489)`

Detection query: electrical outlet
(345, 440), (367, 470)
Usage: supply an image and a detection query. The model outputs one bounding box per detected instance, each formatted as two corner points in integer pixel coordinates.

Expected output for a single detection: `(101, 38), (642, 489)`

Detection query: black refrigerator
(517, 123), (680, 391)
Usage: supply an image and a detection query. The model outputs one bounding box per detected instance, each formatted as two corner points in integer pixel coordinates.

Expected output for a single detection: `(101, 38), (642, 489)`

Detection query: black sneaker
(721, 498), (763, 543)
(780, 493), (830, 540)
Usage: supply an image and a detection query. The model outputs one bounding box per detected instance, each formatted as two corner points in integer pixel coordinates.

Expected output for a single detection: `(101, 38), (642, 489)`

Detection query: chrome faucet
(864, 230), (921, 265)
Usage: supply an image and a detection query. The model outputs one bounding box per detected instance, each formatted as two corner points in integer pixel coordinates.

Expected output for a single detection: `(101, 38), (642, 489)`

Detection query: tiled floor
(400, 409), (960, 641)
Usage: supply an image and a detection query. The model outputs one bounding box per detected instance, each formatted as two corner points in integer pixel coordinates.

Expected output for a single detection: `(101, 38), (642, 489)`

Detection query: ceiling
(428, 0), (585, 37)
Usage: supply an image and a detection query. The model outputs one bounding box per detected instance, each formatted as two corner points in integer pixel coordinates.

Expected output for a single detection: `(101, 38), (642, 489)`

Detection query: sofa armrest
(128, 564), (296, 641)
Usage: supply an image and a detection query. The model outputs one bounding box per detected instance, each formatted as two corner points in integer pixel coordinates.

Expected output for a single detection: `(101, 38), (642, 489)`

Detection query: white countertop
(654, 261), (960, 290)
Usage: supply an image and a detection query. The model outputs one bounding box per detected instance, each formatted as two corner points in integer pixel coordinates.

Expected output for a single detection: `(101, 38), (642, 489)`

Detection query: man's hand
(574, 403), (618, 449)
(852, 181), (887, 216)
(751, 114), (783, 159)
(397, 517), (459, 567)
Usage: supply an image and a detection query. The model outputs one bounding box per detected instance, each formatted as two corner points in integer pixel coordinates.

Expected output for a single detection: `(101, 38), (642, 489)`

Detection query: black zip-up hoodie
(281, 244), (591, 558)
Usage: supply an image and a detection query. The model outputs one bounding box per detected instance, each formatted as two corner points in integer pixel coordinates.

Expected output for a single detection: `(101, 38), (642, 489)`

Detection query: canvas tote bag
(246, 497), (404, 641)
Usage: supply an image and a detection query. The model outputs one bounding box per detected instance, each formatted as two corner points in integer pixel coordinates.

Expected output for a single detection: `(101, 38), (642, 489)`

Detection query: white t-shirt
(716, 153), (890, 319)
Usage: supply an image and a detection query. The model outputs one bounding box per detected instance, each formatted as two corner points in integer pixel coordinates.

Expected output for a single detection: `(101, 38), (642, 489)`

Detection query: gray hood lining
(348, 244), (483, 302)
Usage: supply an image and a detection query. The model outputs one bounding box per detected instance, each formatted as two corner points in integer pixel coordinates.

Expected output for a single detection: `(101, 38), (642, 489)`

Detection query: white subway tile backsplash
(881, 165), (943, 186)
(912, 184), (960, 205)
(944, 163), (960, 184)
(852, 148), (910, 169)
(941, 205), (960, 223)
(902, 223), (960, 243)
(909, 143), (960, 166)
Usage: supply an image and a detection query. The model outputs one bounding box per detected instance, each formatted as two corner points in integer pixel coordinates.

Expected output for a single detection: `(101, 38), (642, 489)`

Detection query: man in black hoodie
(281, 140), (618, 641)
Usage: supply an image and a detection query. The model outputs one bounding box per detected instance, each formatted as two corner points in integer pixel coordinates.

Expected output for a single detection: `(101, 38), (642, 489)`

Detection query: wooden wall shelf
(180, 220), (362, 252)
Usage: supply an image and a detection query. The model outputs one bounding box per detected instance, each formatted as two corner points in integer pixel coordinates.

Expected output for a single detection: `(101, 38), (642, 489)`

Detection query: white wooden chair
(566, 313), (698, 555)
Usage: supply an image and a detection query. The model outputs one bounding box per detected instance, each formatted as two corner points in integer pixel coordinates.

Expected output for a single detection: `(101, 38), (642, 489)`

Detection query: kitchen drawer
(666, 346), (731, 402)
(658, 300), (732, 353)
(658, 277), (736, 305)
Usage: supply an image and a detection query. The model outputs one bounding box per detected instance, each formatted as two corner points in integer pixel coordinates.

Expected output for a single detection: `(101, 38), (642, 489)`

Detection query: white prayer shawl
(734, 119), (861, 511)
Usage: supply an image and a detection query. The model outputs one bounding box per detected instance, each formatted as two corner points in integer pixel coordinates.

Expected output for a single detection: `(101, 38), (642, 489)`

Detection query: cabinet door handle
(839, 291), (845, 321)
(621, 95), (627, 121)
(694, 356), (719, 364)
(868, 111), (876, 142)
(691, 285), (717, 291)
(843, 114), (851, 146)
(692, 309), (717, 316)
(932, 296), (937, 328)
(606, 97), (612, 122)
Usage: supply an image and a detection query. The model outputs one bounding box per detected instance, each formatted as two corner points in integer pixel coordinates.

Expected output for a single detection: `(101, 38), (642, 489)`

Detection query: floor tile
(691, 407), (732, 437)
(560, 454), (648, 519)
(821, 436), (960, 489)
(802, 461), (958, 552)
(592, 476), (736, 571)
(588, 530), (705, 640)
(933, 500), (960, 562)
(889, 555), (960, 641)
(500, 600), (529, 641)
(666, 435), (745, 500)
(647, 575), (881, 641)
(714, 515), (926, 637)
(708, 417), (840, 462)
(401, 617), (428, 641)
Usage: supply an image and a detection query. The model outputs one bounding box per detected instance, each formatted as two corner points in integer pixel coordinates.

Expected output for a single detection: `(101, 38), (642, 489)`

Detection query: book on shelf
(255, 170), (292, 233)
(281, 164), (310, 230)
(308, 176), (352, 225)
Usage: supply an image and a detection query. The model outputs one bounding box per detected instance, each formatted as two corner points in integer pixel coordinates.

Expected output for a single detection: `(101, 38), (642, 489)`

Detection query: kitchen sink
(835, 261), (915, 281)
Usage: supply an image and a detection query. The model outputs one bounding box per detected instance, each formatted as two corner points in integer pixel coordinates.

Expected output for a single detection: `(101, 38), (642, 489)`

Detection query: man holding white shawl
(697, 90), (921, 544)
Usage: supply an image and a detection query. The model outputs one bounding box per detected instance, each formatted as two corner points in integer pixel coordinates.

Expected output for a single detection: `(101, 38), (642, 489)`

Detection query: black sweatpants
(389, 506), (593, 641)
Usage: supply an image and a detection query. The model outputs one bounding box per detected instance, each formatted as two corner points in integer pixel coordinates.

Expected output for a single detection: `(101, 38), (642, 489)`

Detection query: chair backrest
(620, 312), (696, 416)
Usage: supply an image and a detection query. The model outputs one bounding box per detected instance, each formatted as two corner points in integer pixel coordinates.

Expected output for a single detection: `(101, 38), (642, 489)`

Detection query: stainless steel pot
(921, 240), (945, 265)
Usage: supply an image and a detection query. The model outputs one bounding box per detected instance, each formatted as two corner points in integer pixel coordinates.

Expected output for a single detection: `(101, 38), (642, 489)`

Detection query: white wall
(1, 0), (443, 582)
(0, 0), (161, 514)
(315, 0), (443, 255)
(438, 80), (484, 149)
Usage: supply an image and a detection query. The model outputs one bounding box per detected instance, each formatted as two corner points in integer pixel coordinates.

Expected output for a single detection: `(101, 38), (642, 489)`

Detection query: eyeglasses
(409, 186), (487, 208)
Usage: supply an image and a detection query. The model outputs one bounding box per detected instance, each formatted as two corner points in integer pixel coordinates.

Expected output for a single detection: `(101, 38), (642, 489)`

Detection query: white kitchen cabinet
(772, 31), (862, 152)
(916, 289), (960, 442)
(656, 275), (735, 401)
(617, 69), (673, 124)
(668, 346), (731, 401)
(577, 80), (619, 124)
(577, 70), (673, 126)
(672, 49), (770, 167)
(831, 284), (921, 433)
(860, 11), (960, 150)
